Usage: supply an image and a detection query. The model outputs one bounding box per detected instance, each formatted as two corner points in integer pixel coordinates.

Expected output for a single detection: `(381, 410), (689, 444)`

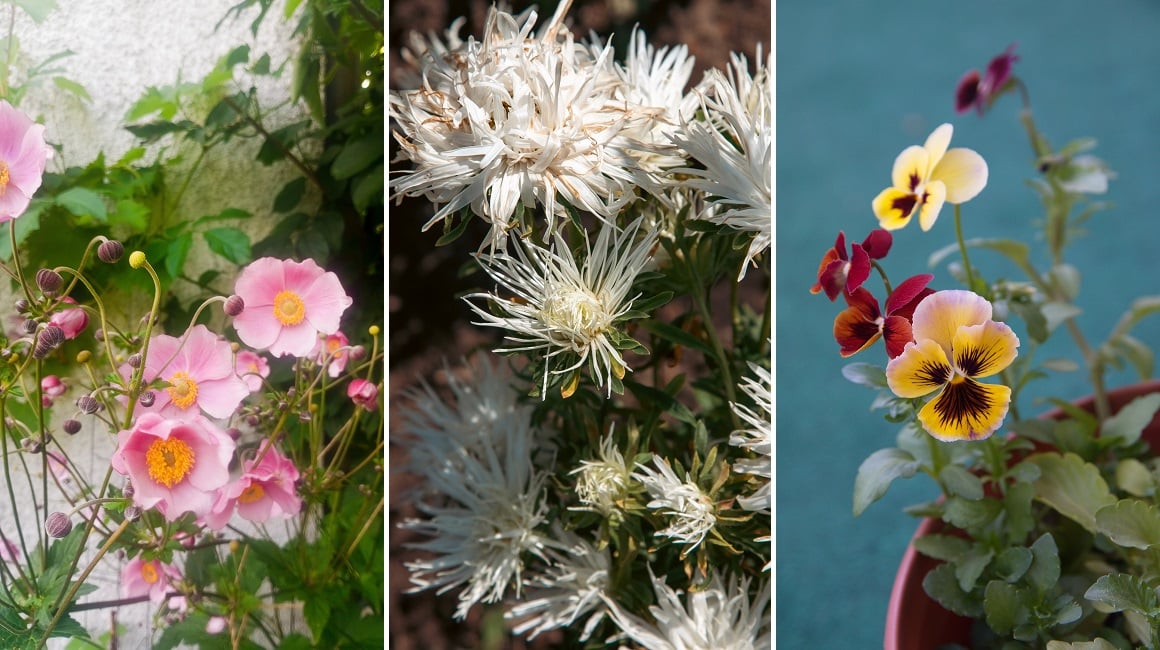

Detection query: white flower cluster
(731, 359), (773, 513)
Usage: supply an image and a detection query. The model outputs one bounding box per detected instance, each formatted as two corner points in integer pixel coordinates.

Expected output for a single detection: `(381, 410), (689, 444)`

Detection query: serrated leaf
(955, 546), (994, 592)
(993, 546), (1033, 582)
(204, 227), (251, 265)
(54, 186), (107, 221)
(852, 448), (920, 516)
(1026, 533), (1061, 592)
(1095, 499), (1160, 549)
(923, 562), (983, 618)
(1102, 393), (1160, 445)
(1026, 452), (1115, 532)
(165, 232), (193, 279)
(840, 362), (888, 388)
(940, 464), (984, 500)
(1085, 573), (1160, 616)
(984, 580), (1026, 635)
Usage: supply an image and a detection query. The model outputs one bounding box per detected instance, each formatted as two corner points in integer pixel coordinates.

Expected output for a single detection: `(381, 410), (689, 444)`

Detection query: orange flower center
(145, 438), (195, 488)
(0, 161), (8, 198)
(166, 371), (199, 410)
(273, 290), (305, 326)
(140, 562), (159, 584)
(238, 483), (265, 504)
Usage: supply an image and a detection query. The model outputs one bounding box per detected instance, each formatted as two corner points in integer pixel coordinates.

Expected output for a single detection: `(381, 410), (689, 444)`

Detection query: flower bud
(13, 298), (29, 314)
(62, 419), (82, 435)
(349, 345), (367, 361)
(33, 325), (65, 359)
(128, 251), (147, 269)
(21, 319), (37, 334)
(122, 481), (134, 498)
(76, 395), (100, 414)
(225, 428), (241, 441)
(97, 240), (124, 264)
(223, 295), (245, 317)
(45, 512), (72, 538)
(21, 437), (41, 453)
(75, 350), (91, 364)
(35, 268), (62, 294)
(138, 391), (155, 407)
(124, 505), (142, 521)
(126, 353), (142, 368)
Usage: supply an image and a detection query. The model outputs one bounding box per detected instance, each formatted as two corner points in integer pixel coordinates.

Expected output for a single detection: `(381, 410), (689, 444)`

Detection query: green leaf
(638, 319), (715, 357)
(304, 597), (331, 640)
(992, 546), (1033, 583)
(955, 546), (994, 592)
(1101, 393), (1160, 445)
(928, 238), (1031, 273)
(204, 227), (252, 265)
(1041, 301), (1083, 334)
(1111, 295), (1160, 340)
(923, 562), (983, 618)
(1026, 533), (1061, 593)
(840, 362), (888, 388)
(350, 164), (383, 213)
(110, 199), (149, 230)
(54, 187), (107, 221)
(1045, 639), (1122, 650)
(10, 0), (57, 22)
(852, 448), (920, 516)
(1040, 358), (1080, 373)
(1084, 573), (1160, 616)
(940, 465), (984, 500)
(165, 232), (193, 279)
(984, 580), (1026, 636)
(1026, 452), (1116, 532)
(1095, 499), (1160, 549)
(1110, 334), (1154, 380)
(331, 137), (382, 180)
(1115, 458), (1155, 498)
(224, 44), (250, 69)
(913, 534), (971, 561)
(274, 177), (307, 213)
(52, 76), (90, 102)
(1049, 264), (1081, 301)
(943, 496), (1002, 531)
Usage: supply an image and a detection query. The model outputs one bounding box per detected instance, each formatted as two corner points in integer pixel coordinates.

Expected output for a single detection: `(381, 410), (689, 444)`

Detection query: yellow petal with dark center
(891, 145), (929, 192)
(932, 147), (988, 204)
(953, 321), (1020, 379)
(911, 290), (992, 357)
(918, 377), (1011, 441)
(872, 188), (918, 230)
(918, 180), (947, 231)
(886, 338), (951, 399)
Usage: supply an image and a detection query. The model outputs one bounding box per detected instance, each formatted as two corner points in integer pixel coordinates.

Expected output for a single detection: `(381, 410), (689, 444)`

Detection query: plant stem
(38, 518), (131, 647)
(953, 204), (975, 291)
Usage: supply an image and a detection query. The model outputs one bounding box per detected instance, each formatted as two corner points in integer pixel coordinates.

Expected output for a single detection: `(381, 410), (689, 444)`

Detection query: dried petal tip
(36, 268), (62, 294)
(223, 295), (245, 317)
(45, 512), (72, 538)
(62, 419), (82, 435)
(33, 325), (65, 359)
(98, 240), (124, 264)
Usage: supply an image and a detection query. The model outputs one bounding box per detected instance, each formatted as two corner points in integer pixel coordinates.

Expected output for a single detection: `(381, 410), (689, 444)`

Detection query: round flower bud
(21, 437), (41, 453)
(97, 240), (124, 264)
(223, 295), (245, 317)
(128, 251), (147, 269)
(35, 268), (62, 294)
(124, 505), (142, 521)
(368, 325), (380, 336)
(126, 353), (142, 368)
(62, 419), (82, 435)
(349, 345), (367, 361)
(76, 395), (101, 414)
(45, 512), (72, 538)
(122, 481), (134, 498)
(75, 350), (91, 364)
(225, 427), (241, 441)
(14, 298), (29, 314)
(33, 325), (65, 359)
(138, 391), (155, 407)
(21, 319), (37, 334)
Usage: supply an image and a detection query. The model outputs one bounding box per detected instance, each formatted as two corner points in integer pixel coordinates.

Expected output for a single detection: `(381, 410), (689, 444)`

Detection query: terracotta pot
(884, 379), (1160, 650)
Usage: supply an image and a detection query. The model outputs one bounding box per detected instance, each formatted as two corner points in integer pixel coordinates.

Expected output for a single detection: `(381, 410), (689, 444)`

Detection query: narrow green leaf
(274, 177), (307, 213)
(1026, 452), (1115, 532)
(1095, 499), (1160, 549)
(638, 319), (715, 357)
(1084, 573), (1160, 616)
(1110, 334), (1154, 380)
(52, 76), (90, 102)
(852, 448), (920, 516)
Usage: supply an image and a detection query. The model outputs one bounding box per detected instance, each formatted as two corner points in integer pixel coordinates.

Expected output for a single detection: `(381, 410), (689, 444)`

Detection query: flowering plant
(389, 2), (771, 647)
(817, 45), (1160, 647)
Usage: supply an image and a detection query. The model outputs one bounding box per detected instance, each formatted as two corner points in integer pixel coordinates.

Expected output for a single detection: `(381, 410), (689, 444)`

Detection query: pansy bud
(223, 295), (245, 317)
(45, 512), (72, 538)
(97, 240), (124, 264)
(35, 268), (62, 294)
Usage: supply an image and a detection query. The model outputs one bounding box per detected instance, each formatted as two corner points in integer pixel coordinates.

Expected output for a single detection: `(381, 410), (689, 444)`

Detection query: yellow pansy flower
(886, 290), (1019, 441)
(872, 124), (989, 231)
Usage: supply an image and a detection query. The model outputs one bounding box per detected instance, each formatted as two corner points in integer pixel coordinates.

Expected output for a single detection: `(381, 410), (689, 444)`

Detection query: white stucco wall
(1, 2), (312, 648)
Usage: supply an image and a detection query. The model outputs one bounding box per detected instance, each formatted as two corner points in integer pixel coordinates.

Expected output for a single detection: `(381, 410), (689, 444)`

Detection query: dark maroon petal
(885, 274), (934, 315)
(981, 43), (1020, 97)
(954, 69), (981, 114)
(834, 288), (883, 358)
(860, 229), (893, 260)
(882, 315), (914, 359)
(833, 231), (849, 261)
(814, 256), (847, 301)
(892, 288), (936, 323)
(846, 244), (872, 293)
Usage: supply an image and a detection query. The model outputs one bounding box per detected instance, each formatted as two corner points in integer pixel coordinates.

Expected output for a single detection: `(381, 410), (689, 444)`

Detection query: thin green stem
(38, 519), (132, 647)
(953, 204), (975, 291)
(688, 262), (740, 430)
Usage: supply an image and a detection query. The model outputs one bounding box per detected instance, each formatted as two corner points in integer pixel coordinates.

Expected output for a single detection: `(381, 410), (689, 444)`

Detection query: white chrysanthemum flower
(401, 405), (552, 619)
(506, 526), (612, 641)
(602, 568), (771, 650)
(466, 217), (657, 398)
(389, 2), (641, 249)
(673, 48), (772, 278)
(570, 429), (634, 518)
(634, 455), (716, 553)
(730, 360), (772, 513)
(401, 352), (539, 475)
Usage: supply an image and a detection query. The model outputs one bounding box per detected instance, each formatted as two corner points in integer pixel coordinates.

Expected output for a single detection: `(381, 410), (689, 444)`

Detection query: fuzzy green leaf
(1101, 393), (1160, 445)
(992, 546), (1033, 583)
(984, 580), (1027, 636)
(852, 448), (920, 516)
(1049, 264), (1081, 301)
(1095, 499), (1160, 549)
(940, 464), (984, 500)
(1084, 573), (1160, 616)
(943, 496), (1002, 531)
(1026, 533), (1061, 593)
(1026, 452), (1116, 532)
(955, 546), (994, 592)
(1041, 301), (1083, 334)
(923, 562), (983, 618)
(1109, 334), (1154, 381)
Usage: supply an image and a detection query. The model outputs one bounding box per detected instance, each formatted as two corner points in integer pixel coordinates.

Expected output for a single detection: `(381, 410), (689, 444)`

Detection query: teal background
(777, 1), (1160, 647)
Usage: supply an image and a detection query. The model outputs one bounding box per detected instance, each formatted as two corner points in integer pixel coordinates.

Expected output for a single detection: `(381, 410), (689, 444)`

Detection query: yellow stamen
(145, 438), (195, 488)
(166, 371), (199, 410)
(0, 161), (9, 197)
(273, 290), (306, 326)
(140, 562), (159, 584)
(238, 483), (265, 504)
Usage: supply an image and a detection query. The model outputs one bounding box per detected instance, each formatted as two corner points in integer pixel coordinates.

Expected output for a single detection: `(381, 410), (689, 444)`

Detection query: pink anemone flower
(204, 440), (301, 529)
(0, 100), (52, 221)
(231, 257), (352, 358)
(312, 331), (350, 377)
(127, 324), (249, 421)
(121, 557), (181, 604)
(347, 378), (378, 411)
(234, 349), (270, 393)
(111, 413), (236, 521)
